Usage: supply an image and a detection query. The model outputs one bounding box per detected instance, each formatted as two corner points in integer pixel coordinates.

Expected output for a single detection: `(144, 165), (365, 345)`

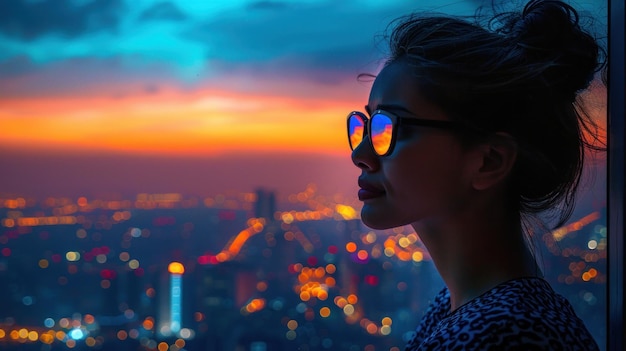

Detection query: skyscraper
(254, 189), (276, 221)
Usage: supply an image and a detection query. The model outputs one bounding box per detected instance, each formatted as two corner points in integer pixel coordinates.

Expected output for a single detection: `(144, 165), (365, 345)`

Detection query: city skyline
(0, 186), (608, 350)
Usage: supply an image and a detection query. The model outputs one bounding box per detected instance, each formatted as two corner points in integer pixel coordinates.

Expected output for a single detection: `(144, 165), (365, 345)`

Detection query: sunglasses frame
(347, 109), (468, 157)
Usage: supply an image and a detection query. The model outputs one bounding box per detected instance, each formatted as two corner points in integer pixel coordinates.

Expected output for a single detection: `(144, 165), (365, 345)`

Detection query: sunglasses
(347, 109), (468, 156)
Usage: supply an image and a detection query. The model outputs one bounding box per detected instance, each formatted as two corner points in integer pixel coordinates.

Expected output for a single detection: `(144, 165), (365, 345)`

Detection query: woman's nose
(351, 136), (380, 172)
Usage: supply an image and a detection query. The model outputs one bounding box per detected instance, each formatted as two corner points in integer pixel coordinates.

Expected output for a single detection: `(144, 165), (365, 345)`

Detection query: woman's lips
(358, 188), (385, 200)
(358, 178), (385, 200)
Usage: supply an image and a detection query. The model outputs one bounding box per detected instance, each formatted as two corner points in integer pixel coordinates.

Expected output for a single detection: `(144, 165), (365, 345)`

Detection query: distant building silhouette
(254, 189), (276, 221)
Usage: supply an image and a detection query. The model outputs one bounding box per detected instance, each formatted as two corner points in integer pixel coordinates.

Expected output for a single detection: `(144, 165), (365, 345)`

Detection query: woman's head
(352, 60), (485, 229)
(351, 0), (604, 229)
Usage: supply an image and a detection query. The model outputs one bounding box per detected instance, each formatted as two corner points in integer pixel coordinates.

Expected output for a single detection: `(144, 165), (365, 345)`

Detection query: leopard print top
(405, 277), (599, 350)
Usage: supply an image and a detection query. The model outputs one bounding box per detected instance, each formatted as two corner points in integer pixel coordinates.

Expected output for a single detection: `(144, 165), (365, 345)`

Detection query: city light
(0, 187), (607, 349)
(168, 262), (185, 334)
(69, 328), (84, 340)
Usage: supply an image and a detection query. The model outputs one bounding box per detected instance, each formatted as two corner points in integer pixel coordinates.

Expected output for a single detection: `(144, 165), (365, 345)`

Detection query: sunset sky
(0, 0), (607, 199)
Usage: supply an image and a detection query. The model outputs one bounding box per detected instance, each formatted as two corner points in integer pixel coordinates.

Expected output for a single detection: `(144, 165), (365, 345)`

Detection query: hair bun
(506, 0), (599, 99)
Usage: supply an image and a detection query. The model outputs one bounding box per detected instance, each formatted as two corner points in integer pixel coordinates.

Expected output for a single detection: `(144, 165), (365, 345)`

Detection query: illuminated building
(168, 262), (185, 334)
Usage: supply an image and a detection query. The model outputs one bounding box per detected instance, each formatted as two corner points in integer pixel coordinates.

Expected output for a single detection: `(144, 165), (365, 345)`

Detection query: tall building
(168, 262), (185, 334)
(254, 189), (276, 221)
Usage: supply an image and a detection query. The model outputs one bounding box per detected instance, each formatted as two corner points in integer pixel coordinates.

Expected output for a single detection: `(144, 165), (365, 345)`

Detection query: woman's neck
(413, 208), (540, 312)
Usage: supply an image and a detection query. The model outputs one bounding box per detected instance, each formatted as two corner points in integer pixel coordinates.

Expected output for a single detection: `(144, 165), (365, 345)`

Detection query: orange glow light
(347, 294), (358, 304)
(325, 264), (336, 274)
(319, 307), (331, 318)
(168, 262), (185, 275)
(357, 250), (368, 260)
(142, 319), (154, 330)
(345, 242), (357, 253)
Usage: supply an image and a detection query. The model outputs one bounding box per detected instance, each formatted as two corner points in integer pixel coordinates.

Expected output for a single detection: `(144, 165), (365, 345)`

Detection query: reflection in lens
(371, 114), (393, 155)
(348, 115), (365, 150)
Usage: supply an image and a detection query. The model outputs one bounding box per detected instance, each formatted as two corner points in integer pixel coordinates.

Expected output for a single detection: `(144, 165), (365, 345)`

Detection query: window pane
(0, 1), (607, 350)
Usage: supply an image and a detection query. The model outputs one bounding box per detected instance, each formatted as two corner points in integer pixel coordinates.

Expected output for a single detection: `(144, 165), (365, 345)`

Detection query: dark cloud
(138, 2), (187, 22)
(0, 0), (124, 41)
(206, 46), (380, 87)
(186, 1), (402, 78)
(188, 0), (604, 83)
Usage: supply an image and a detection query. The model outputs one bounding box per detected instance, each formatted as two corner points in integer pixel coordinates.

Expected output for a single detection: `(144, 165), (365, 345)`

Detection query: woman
(347, 0), (604, 349)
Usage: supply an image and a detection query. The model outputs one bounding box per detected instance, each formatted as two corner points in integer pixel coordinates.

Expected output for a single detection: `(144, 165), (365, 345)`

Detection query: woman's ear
(471, 133), (518, 191)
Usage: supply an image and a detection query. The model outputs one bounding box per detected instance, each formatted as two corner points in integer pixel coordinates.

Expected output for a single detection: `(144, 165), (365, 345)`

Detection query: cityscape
(0, 183), (607, 351)
(0, 1), (610, 350)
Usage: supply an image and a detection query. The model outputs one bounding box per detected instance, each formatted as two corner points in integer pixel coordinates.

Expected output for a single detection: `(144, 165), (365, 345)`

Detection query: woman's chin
(360, 207), (400, 230)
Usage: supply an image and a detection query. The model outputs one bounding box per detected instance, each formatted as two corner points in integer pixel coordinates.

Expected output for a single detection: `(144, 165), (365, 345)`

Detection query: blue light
(171, 275), (182, 333)
(43, 318), (55, 328)
(69, 329), (84, 340)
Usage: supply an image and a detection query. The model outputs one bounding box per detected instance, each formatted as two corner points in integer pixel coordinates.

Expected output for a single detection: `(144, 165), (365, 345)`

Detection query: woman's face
(352, 61), (477, 230)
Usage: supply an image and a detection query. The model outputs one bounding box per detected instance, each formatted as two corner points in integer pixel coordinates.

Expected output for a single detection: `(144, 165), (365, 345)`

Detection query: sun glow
(0, 87), (355, 156)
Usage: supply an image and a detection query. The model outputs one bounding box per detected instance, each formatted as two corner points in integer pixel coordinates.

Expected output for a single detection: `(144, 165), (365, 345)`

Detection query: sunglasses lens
(348, 114), (365, 150)
(371, 113), (393, 155)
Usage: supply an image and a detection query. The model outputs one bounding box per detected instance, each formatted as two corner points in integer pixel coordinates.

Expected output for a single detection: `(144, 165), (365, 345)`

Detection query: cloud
(185, 1), (407, 77)
(0, 0), (125, 41)
(182, 0), (497, 81)
(0, 55), (178, 98)
(138, 2), (188, 22)
(3, 0), (603, 99)
(0, 0), (482, 98)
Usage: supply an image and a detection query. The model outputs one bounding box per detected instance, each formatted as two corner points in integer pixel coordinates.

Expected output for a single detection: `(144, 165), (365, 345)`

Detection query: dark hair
(383, 0), (605, 229)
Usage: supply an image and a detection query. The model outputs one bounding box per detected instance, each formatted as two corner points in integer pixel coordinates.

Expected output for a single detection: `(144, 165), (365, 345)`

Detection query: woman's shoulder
(406, 277), (599, 350)
(451, 277), (583, 329)
(473, 276), (568, 314)
(449, 277), (599, 349)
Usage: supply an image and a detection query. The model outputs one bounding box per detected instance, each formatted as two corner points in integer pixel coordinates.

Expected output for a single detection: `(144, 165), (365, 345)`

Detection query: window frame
(607, 0), (625, 350)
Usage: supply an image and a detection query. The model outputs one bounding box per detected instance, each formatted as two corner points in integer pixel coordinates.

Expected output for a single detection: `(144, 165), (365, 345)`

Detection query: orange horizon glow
(0, 79), (607, 157)
(0, 86), (362, 156)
